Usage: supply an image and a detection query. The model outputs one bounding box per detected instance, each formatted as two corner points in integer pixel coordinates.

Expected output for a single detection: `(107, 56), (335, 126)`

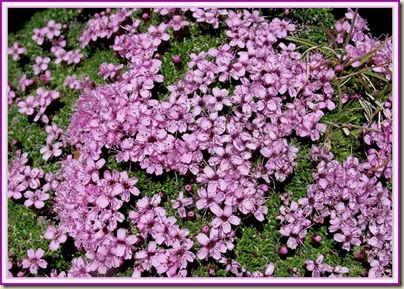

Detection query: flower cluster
(7, 150), (54, 210)
(279, 148), (392, 276)
(17, 87), (60, 123)
(40, 123), (66, 161)
(304, 254), (349, 277)
(79, 8), (136, 48)
(32, 20), (62, 45)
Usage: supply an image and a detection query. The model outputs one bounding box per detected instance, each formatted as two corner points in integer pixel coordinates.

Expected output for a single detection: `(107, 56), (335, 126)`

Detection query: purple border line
(0, 0), (401, 2)
(397, 0), (401, 286)
(1, 1), (401, 287)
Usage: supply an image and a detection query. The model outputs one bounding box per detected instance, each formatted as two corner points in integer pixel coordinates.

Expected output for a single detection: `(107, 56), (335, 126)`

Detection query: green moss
(291, 8), (336, 45)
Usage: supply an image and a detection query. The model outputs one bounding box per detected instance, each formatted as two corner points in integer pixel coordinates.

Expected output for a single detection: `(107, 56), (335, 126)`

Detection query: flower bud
(311, 234), (322, 244)
(172, 55), (181, 64)
(184, 184), (193, 192)
(187, 211), (195, 220)
(334, 64), (344, 73)
(278, 246), (288, 256)
(201, 225), (209, 234)
(142, 13), (150, 21)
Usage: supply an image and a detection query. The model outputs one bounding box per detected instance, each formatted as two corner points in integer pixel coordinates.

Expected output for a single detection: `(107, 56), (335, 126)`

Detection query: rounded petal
(196, 233), (209, 246)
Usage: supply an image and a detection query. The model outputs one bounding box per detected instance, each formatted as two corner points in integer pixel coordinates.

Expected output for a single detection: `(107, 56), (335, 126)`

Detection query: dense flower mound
(7, 7), (394, 279)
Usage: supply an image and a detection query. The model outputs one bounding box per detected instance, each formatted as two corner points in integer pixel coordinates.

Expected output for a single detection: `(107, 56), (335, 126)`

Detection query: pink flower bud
(142, 13), (150, 21)
(334, 64), (343, 73)
(154, 53), (162, 60)
(201, 225), (209, 234)
(187, 211), (195, 220)
(278, 246), (288, 256)
(184, 184), (193, 192)
(311, 234), (322, 243)
(172, 55), (181, 64)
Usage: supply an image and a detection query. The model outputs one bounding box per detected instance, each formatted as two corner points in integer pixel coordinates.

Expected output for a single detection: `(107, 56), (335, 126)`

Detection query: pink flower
(264, 263), (274, 277)
(40, 70), (52, 85)
(152, 251), (179, 277)
(21, 249), (47, 274)
(23, 190), (49, 209)
(44, 225), (68, 251)
(66, 49), (84, 65)
(135, 241), (161, 271)
(63, 74), (80, 89)
(304, 254), (332, 277)
(32, 28), (47, 45)
(68, 257), (92, 277)
(206, 87), (232, 111)
(40, 142), (63, 161)
(196, 228), (227, 260)
(8, 41), (25, 61)
(19, 74), (34, 92)
(169, 15), (189, 31)
(33, 56), (51, 75)
(171, 191), (193, 218)
(148, 23), (170, 46)
(196, 187), (225, 211)
(111, 228), (138, 259)
(45, 20), (62, 39)
(17, 96), (37, 115)
(210, 203), (240, 233)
